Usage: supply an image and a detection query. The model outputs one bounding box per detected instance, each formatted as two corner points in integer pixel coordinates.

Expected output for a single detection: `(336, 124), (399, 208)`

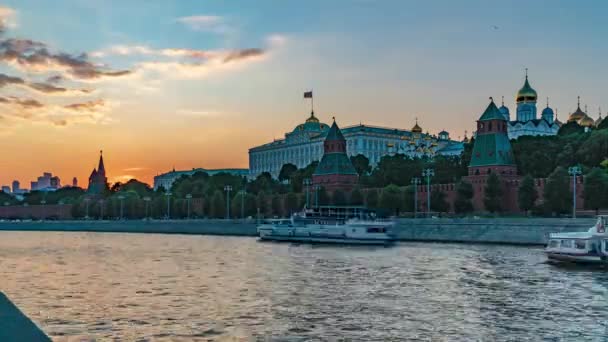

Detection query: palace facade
(248, 111), (464, 179)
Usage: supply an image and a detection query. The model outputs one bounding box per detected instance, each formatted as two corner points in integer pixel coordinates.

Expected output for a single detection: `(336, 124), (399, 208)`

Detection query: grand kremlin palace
(248, 112), (465, 179)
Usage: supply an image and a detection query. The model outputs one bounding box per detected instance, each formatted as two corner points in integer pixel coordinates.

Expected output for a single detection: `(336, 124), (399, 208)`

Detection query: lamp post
(568, 166), (582, 219)
(143, 196), (151, 219)
(303, 178), (312, 208)
(238, 190), (246, 219)
(84, 198), (91, 219)
(422, 168), (434, 216)
(411, 177), (421, 218)
(185, 194), (192, 219)
(224, 185), (232, 219)
(118, 195), (125, 220)
(99, 200), (104, 220)
(314, 185), (321, 207)
(165, 192), (172, 219)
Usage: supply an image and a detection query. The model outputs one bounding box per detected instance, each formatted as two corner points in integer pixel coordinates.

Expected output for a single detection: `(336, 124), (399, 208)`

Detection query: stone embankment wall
(394, 218), (595, 245)
(0, 218), (597, 245)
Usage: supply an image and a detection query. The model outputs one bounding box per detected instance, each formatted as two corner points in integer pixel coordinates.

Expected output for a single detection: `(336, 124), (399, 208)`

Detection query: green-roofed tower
(468, 98), (517, 177)
(312, 118), (358, 192)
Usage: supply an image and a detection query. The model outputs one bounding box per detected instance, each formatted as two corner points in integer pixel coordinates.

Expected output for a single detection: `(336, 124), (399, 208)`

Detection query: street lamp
(165, 192), (172, 219)
(303, 178), (312, 208)
(143, 196), (151, 219)
(224, 185), (232, 219)
(314, 185), (321, 207)
(117, 195), (125, 220)
(422, 168), (435, 216)
(84, 198), (91, 219)
(568, 166), (582, 219)
(185, 194), (192, 219)
(238, 190), (246, 219)
(411, 177), (421, 218)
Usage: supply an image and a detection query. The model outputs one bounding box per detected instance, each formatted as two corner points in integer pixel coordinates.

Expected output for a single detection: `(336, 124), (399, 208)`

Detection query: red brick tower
(312, 118), (358, 191)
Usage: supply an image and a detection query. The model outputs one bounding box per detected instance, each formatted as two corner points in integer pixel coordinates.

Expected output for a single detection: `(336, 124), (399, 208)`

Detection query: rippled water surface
(1, 231), (608, 341)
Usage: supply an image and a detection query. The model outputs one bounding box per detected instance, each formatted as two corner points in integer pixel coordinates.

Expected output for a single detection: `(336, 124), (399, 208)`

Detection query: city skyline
(1, 0), (607, 186)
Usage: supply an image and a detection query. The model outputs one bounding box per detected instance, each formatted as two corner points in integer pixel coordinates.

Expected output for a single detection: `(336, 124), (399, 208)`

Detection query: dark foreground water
(1, 232), (607, 341)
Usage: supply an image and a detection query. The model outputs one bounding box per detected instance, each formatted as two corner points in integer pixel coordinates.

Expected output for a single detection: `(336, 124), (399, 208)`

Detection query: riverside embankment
(0, 218), (596, 245)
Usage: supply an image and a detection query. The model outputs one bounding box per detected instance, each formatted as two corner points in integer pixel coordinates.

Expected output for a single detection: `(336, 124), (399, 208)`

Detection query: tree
(379, 185), (403, 216)
(256, 191), (268, 217)
(431, 190), (449, 213)
(454, 181), (474, 214)
(402, 185), (415, 213)
(365, 189), (379, 209)
(332, 189), (347, 206)
(598, 117), (608, 130)
(543, 166), (571, 215)
(558, 121), (585, 136)
(209, 190), (225, 218)
(350, 154), (371, 176)
(278, 163), (298, 184)
(284, 192), (299, 214)
(584, 168), (608, 214)
(518, 175), (537, 215)
(271, 194), (283, 217)
(349, 187), (364, 205)
(484, 173), (503, 213)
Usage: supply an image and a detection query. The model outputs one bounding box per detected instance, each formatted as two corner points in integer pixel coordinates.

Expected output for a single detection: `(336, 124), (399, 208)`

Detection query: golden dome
(580, 115), (595, 127)
(305, 111), (319, 123)
(516, 75), (537, 102)
(409, 141), (416, 145)
(400, 135), (410, 140)
(431, 142), (438, 147)
(411, 120), (422, 133)
(568, 97), (587, 123)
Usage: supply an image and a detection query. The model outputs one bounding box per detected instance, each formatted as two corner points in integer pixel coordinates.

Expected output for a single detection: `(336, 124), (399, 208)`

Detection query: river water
(1, 231), (607, 341)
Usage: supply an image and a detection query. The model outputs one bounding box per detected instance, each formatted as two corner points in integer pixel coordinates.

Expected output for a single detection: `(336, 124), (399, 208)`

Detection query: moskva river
(1, 231), (607, 341)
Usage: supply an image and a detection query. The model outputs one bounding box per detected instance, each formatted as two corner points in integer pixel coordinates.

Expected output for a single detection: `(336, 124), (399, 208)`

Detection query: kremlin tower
(87, 150), (108, 194)
(312, 118), (358, 192)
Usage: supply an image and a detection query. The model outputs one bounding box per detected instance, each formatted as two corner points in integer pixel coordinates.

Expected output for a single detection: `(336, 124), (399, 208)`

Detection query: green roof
(313, 153), (358, 176)
(469, 133), (515, 167)
(479, 101), (506, 121)
(325, 121), (345, 141)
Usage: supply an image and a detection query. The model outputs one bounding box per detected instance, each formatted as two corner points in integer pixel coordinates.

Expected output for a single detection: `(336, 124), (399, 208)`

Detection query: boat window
(367, 227), (385, 233)
(548, 240), (559, 248)
(560, 240), (574, 248)
(575, 240), (587, 250)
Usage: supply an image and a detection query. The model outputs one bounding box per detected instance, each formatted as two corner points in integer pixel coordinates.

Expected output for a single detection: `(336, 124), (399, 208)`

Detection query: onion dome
(306, 111), (319, 123)
(439, 130), (449, 136)
(553, 109), (562, 126)
(580, 115), (595, 127)
(424, 133), (432, 141)
(411, 119), (422, 133)
(409, 140), (416, 145)
(431, 142), (438, 147)
(400, 135), (410, 140)
(516, 73), (537, 103)
(568, 96), (586, 123)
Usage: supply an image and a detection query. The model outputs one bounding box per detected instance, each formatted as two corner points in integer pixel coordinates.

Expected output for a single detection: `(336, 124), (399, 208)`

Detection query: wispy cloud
(123, 167), (148, 172)
(176, 15), (224, 32)
(176, 109), (220, 117)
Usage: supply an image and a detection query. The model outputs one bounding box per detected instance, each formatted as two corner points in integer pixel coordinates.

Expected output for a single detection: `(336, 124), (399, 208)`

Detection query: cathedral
(500, 72), (561, 140)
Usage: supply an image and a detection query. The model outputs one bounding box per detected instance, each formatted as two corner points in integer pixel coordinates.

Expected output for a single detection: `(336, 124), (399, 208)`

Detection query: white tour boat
(545, 216), (608, 265)
(257, 206), (396, 245)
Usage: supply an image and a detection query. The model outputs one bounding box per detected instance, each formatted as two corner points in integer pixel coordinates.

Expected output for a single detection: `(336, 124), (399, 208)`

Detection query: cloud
(64, 99), (105, 111)
(46, 75), (63, 84)
(176, 109), (220, 117)
(0, 6), (16, 33)
(0, 73), (25, 86)
(0, 38), (132, 80)
(123, 167), (148, 172)
(176, 15), (223, 31)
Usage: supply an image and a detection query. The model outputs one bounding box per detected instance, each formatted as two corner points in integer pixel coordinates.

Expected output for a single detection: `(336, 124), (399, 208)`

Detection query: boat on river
(545, 216), (608, 265)
(257, 206), (396, 245)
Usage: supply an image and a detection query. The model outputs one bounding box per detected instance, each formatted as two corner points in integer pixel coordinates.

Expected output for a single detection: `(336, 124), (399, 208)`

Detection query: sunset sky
(0, 0), (607, 187)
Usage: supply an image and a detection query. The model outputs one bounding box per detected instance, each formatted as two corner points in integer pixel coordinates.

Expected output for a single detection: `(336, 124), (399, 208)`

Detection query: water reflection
(0, 232), (607, 341)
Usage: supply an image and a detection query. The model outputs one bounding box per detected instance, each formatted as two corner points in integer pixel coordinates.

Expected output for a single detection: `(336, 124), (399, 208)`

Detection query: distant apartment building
(30, 172), (61, 192)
